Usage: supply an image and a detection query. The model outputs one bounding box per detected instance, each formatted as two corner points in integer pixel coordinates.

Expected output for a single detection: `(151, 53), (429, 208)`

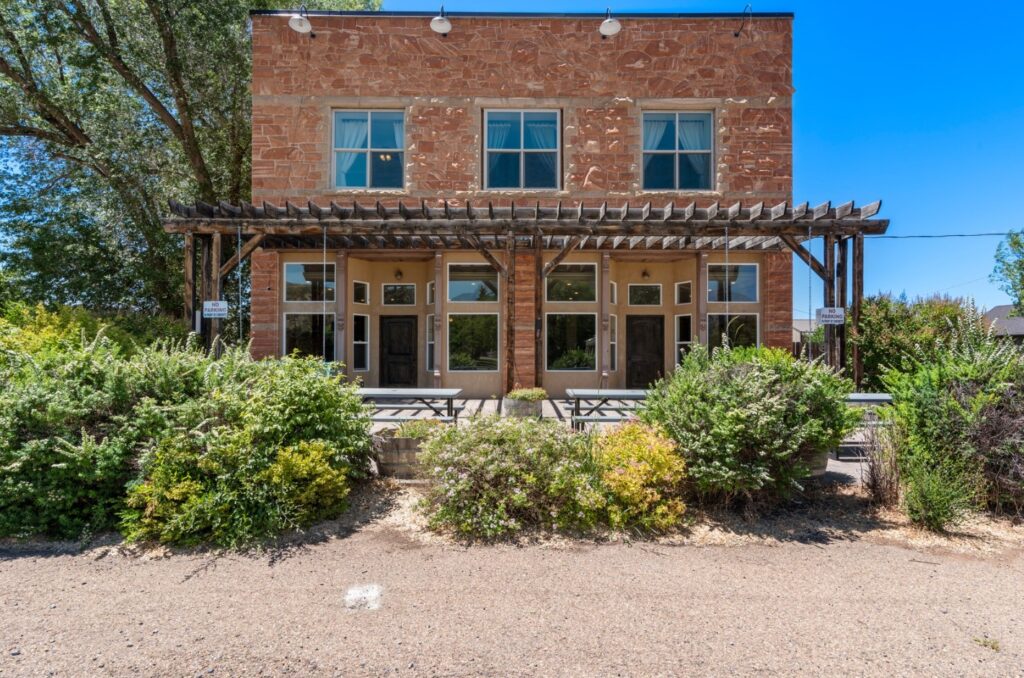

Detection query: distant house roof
(984, 304), (1024, 336)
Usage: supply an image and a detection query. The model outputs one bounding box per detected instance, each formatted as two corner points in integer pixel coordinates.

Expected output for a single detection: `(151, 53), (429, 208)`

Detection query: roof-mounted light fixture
(599, 8), (622, 38)
(288, 4), (315, 38)
(430, 6), (452, 36)
(733, 3), (753, 37)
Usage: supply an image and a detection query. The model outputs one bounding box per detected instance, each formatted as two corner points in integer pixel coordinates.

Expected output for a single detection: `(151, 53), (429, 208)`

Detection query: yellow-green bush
(593, 423), (687, 531)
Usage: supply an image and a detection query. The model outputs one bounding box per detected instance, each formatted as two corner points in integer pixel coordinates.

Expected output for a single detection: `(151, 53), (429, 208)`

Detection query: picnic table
(358, 387), (463, 423)
(566, 388), (647, 430)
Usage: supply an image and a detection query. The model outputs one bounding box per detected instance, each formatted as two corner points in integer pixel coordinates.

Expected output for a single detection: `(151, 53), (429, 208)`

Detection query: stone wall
(249, 248), (280, 359)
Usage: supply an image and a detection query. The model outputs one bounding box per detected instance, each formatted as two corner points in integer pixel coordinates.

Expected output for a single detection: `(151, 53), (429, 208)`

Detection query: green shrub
(418, 415), (602, 538)
(505, 387), (548, 402)
(394, 418), (448, 439)
(641, 346), (859, 506)
(592, 423), (686, 532)
(550, 348), (594, 370)
(883, 311), (1024, 525)
(902, 457), (978, 532)
(121, 357), (371, 547)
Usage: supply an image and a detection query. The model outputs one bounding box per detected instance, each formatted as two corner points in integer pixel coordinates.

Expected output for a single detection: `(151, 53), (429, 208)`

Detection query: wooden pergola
(164, 198), (888, 386)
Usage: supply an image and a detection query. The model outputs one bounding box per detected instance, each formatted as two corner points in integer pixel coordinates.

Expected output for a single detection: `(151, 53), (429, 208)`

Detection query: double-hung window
(333, 110), (404, 189)
(485, 110), (559, 189)
(642, 111), (713, 191)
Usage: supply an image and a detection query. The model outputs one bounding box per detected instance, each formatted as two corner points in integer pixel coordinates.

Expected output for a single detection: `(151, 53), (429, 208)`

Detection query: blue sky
(383, 0), (1024, 316)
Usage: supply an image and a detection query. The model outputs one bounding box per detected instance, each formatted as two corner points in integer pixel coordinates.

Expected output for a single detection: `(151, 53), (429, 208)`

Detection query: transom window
(448, 264), (498, 302)
(484, 110), (559, 190)
(352, 280), (369, 304)
(333, 110), (404, 189)
(708, 314), (759, 350)
(284, 263), (335, 302)
(546, 314), (596, 371)
(382, 283), (416, 305)
(707, 264), (758, 303)
(546, 264), (596, 302)
(642, 111), (713, 191)
(284, 313), (334, 360)
(628, 284), (662, 306)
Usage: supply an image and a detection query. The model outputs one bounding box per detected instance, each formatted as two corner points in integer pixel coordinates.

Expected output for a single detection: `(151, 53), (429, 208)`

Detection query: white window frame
(706, 313), (761, 349)
(332, 109), (405, 190)
(351, 313), (370, 372)
(706, 262), (759, 303)
(446, 262), (501, 304)
(446, 312), (500, 373)
(483, 109), (561, 191)
(627, 283), (663, 306)
(544, 311), (599, 373)
(352, 280), (370, 305)
(641, 110), (715, 192)
(609, 281), (618, 305)
(281, 312), (336, 360)
(426, 281), (435, 305)
(609, 313), (618, 372)
(425, 313), (436, 372)
(381, 282), (416, 306)
(674, 313), (693, 363)
(282, 262), (336, 303)
(544, 262), (597, 303)
(675, 280), (693, 305)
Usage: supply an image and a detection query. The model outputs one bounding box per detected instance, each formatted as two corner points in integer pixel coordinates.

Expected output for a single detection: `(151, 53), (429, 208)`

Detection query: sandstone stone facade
(247, 13), (796, 389)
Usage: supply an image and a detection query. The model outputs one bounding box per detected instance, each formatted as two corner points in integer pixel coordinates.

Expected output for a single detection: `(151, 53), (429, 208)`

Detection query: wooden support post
(434, 252), (443, 388)
(696, 251), (708, 345)
(823, 233), (836, 368)
(600, 253), (611, 388)
(336, 251), (348, 368)
(199, 235), (211, 347)
(837, 237), (849, 373)
(534, 237), (543, 388)
(183, 233), (195, 330)
(852, 234), (865, 387)
(210, 233), (223, 346)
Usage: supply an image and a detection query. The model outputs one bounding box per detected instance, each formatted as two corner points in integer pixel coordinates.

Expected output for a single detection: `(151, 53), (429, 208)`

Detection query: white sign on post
(203, 300), (228, 319)
(816, 307), (845, 325)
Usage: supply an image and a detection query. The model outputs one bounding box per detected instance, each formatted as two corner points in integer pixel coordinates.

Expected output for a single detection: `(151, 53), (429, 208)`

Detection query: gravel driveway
(2, 491), (1022, 677)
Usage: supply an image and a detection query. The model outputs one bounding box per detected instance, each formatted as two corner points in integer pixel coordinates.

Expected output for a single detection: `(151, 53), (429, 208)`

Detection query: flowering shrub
(418, 415), (602, 538)
(592, 423), (686, 532)
(641, 346), (859, 506)
(505, 387), (548, 402)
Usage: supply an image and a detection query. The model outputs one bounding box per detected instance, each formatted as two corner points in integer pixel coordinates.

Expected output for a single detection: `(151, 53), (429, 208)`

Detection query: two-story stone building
(165, 10), (888, 396)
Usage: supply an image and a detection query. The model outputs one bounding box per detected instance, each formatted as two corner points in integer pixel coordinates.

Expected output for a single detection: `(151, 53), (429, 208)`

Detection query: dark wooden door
(626, 315), (664, 388)
(380, 316), (417, 387)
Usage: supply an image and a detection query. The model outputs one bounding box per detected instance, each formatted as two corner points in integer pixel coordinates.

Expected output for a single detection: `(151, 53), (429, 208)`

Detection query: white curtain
(643, 115), (673, 150)
(335, 113), (368, 179)
(678, 117), (707, 151)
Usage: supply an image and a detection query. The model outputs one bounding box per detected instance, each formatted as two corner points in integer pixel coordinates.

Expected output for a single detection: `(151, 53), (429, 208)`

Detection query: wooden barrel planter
(373, 432), (425, 479)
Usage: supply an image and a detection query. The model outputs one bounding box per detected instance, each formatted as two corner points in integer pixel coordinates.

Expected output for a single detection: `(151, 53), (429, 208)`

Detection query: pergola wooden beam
(779, 234), (827, 280)
(218, 233), (265, 278)
(542, 236), (583, 276)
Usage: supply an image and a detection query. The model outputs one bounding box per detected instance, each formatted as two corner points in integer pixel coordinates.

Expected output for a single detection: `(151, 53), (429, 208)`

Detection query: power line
(866, 232), (1015, 239)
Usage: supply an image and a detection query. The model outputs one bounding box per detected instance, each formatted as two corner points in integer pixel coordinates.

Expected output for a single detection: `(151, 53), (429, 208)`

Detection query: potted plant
(374, 419), (447, 479)
(502, 387), (547, 418)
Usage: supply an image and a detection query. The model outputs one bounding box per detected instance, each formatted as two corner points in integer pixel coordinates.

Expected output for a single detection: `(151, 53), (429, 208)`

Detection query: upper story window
(484, 110), (559, 190)
(642, 112), (713, 191)
(333, 110), (404, 189)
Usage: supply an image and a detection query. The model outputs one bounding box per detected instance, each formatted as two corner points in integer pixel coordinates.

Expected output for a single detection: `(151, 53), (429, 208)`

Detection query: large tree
(992, 230), (1024, 315)
(0, 0), (377, 313)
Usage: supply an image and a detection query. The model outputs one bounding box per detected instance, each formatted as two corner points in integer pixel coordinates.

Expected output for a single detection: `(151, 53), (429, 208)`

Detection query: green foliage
(592, 423), (686, 532)
(992, 230), (1024, 315)
(505, 387), (548, 402)
(550, 348), (594, 370)
(0, 330), (371, 543)
(883, 310), (1024, 527)
(852, 294), (977, 391)
(393, 418), (447, 439)
(641, 346), (859, 506)
(418, 416), (603, 538)
(121, 357), (371, 547)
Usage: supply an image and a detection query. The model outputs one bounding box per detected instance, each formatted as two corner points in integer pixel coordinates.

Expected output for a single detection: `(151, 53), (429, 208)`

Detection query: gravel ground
(2, 480), (1023, 677)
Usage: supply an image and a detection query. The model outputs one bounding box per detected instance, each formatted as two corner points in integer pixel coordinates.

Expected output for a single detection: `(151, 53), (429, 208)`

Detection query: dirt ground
(2, 472), (1023, 677)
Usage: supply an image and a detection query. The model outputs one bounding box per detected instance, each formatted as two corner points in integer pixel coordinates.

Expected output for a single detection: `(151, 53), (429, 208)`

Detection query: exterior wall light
(641, 269), (651, 280)
(599, 8), (622, 38)
(394, 269), (404, 281)
(288, 4), (315, 37)
(430, 6), (452, 36)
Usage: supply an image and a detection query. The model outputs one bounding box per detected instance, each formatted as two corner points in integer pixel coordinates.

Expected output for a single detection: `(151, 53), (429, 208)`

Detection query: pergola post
(198, 235), (211, 347)
(210, 233), (223, 346)
(823, 233), (836, 368)
(837, 236), (849, 372)
(183, 233), (195, 330)
(852, 234), (865, 387)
